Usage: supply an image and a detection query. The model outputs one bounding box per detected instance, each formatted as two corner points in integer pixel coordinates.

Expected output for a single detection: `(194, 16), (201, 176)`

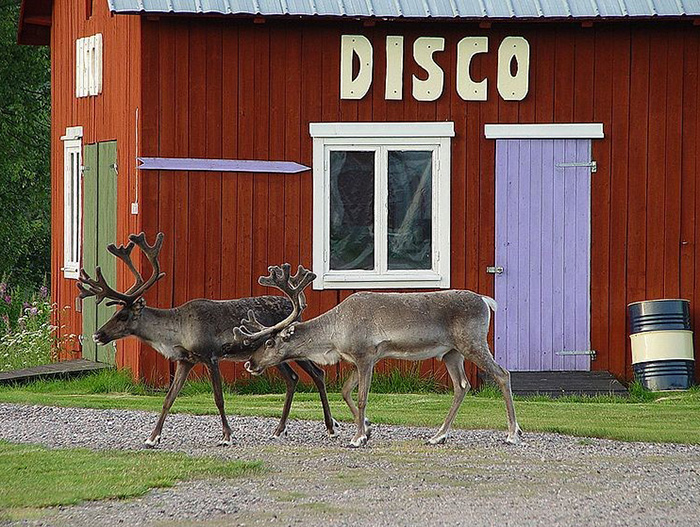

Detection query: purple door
(494, 139), (593, 371)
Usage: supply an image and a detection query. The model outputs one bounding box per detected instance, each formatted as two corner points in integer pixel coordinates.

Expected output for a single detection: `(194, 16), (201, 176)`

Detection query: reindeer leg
(428, 350), (470, 445)
(341, 368), (371, 437)
(206, 359), (233, 446)
(146, 359), (194, 448)
(295, 360), (338, 438)
(467, 344), (522, 444)
(273, 363), (298, 438)
(350, 362), (374, 448)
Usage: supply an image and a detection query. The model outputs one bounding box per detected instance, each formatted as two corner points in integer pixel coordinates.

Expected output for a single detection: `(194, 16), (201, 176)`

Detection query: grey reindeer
(77, 233), (336, 447)
(237, 264), (522, 448)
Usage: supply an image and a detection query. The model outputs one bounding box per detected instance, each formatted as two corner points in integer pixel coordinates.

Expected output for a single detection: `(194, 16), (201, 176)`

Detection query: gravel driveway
(0, 403), (699, 526)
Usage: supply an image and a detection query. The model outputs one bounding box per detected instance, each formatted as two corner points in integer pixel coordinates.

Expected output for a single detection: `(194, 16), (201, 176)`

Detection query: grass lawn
(0, 440), (262, 520)
(0, 370), (698, 445)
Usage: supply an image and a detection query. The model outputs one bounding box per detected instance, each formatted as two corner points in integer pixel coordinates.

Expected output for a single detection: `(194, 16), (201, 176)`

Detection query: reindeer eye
(265, 338), (275, 348)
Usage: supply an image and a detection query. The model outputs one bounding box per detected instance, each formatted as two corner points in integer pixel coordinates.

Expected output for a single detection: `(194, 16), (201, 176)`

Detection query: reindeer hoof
(217, 438), (233, 447)
(427, 434), (447, 445)
(506, 433), (521, 445)
(144, 435), (161, 448)
(506, 424), (523, 445)
(349, 435), (368, 448)
(271, 427), (288, 439)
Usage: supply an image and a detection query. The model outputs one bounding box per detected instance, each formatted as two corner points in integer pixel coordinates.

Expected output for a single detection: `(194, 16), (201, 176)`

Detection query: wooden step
(508, 371), (628, 397)
(0, 359), (110, 385)
(479, 370), (628, 397)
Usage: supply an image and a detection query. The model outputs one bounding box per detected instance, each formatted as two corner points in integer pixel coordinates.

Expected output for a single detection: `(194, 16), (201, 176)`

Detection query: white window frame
(310, 122), (454, 290)
(61, 126), (83, 279)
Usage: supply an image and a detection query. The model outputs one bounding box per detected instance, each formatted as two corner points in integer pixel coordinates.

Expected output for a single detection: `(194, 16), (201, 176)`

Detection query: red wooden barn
(18, 0), (700, 388)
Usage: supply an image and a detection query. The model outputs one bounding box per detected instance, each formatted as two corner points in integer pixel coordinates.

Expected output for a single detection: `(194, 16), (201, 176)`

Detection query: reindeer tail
(481, 295), (498, 312)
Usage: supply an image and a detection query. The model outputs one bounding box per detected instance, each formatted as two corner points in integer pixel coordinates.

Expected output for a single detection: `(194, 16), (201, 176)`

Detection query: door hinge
(555, 161), (597, 173)
(556, 350), (597, 360)
(486, 266), (504, 274)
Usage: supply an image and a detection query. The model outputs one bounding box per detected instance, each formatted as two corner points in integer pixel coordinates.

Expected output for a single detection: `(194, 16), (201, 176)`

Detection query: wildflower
(39, 285), (48, 299)
(23, 302), (31, 311)
(0, 283), (6, 295)
(1, 314), (9, 330)
(29, 307), (39, 317)
(3, 295), (10, 305)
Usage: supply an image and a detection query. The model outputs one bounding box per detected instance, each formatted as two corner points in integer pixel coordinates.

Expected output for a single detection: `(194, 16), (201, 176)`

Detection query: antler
(78, 232), (166, 306)
(107, 240), (144, 294)
(233, 264), (315, 345)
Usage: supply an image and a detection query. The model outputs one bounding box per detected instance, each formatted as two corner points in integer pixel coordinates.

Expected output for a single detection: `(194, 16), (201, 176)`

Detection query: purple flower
(39, 285), (48, 298)
(1, 314), (9, 329)
(0, 283), (6, 295)
(23, 302), (31, 311)
(29, 307), (39, 317)
(3, 295), (10, 304)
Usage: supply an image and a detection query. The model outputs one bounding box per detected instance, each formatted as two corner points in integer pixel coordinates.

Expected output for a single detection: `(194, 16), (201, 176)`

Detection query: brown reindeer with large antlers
(238, 264), (522, 448)
(78, 233), (337, 447)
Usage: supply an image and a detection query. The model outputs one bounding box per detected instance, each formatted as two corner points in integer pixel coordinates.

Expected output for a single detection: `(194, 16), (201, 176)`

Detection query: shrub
(0, 279), (62, 372)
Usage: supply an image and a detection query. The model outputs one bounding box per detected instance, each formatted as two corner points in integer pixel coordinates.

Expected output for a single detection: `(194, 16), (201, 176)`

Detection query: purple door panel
(494, 139), (592, 371)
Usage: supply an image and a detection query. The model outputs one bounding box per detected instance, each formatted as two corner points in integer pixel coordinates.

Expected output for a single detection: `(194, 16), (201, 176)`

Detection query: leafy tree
(0, 1), (50, 288)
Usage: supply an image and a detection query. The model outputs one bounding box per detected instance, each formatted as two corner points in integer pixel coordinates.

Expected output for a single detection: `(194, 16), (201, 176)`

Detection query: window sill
(313, 272), (449, 290)
(62, 267), (80, 280)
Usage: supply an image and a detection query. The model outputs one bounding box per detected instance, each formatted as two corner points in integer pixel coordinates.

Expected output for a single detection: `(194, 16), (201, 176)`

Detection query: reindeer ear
(281, 325), (296, 341)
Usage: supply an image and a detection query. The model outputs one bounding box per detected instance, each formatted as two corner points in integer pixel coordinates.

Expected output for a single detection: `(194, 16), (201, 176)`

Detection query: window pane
(70, 152), (76, 262)
(73, 152), (80, 263)
(388, 151), (432, 270)
(330, 151), (375, 270)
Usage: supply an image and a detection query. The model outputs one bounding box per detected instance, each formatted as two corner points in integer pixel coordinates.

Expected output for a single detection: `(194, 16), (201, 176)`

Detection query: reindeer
(77, 233), (336, 447)
(236, 264), (522, 448)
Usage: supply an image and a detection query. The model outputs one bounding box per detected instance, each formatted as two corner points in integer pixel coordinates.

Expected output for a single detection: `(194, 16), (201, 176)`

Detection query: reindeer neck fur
(283, 310), (341, 366)
(132, 306), (183, 353)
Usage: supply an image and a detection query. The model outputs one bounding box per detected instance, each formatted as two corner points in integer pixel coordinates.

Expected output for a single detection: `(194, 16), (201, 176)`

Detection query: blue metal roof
(107, 0), (700, 17)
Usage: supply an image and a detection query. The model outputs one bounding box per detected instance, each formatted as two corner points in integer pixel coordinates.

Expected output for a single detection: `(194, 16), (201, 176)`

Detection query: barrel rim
(627, 298), (690, 307)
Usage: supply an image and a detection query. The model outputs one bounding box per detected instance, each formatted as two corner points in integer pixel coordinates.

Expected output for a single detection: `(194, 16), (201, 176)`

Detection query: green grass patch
(0, 440), (262, 515)
(1, 371), (699, 444)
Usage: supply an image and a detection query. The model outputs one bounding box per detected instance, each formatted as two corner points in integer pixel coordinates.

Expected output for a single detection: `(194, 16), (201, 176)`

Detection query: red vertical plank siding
(50, 16), (700, 386)
(646, 31), (668, 301)
(607, 28), (632, 380)
(627, 29), (651, 314)
(680, 29), (698, 382)
(591, 28), (614, 373)
(219, 26), (240, 381)
(251, 28), (271, 299)
(236, 27), (255, 300)
(139, 22), (166, 384)
(664, 31), (684, 299)
(205, 25), (223, 301)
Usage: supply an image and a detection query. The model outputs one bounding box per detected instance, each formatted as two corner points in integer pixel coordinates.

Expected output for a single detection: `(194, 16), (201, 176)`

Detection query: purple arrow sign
(137, 157), (310, 174)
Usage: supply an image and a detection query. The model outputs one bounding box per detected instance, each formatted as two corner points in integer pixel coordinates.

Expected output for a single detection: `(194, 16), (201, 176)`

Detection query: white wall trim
(484, 123), (604, 139)
(62, 126), (83, 280)
(60, 126), (84, 141)
(310, 122), (455, 138)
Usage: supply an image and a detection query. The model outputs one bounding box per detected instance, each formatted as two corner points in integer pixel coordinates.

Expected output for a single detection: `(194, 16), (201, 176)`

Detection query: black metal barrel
(628, 299), (694, 391)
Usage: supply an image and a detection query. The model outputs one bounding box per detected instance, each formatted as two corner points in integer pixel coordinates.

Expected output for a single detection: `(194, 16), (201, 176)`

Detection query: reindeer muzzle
(244, 361), (263, 376)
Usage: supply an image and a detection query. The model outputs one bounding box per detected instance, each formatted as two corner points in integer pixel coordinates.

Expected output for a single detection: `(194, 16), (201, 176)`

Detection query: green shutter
(81, 141), (118, 365)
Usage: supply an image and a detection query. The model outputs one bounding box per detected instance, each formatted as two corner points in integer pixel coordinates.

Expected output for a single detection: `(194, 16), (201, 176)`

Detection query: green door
(81, 141), (118, 364)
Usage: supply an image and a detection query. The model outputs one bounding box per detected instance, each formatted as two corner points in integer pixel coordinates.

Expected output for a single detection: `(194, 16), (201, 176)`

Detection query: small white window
(311, 122), (454, 289)
(61, 126), (83, 279)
